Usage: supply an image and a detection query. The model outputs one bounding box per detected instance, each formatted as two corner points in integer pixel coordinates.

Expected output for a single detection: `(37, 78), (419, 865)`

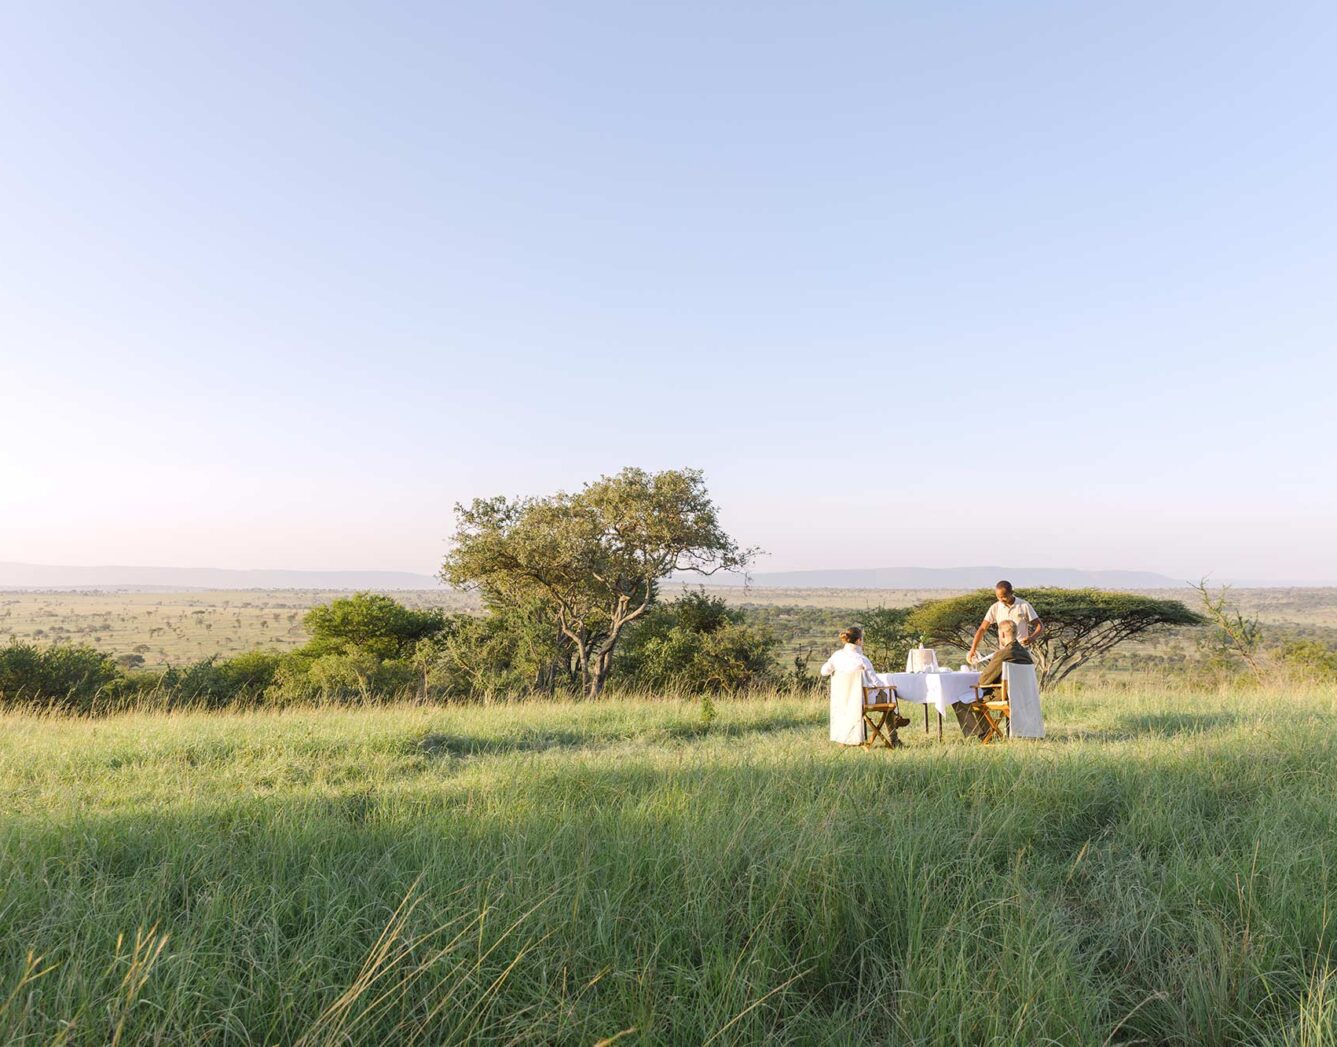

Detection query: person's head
(995, 579), (1014, 603)
(839, 626), (863, 647)
(998, 620), (1018, 646)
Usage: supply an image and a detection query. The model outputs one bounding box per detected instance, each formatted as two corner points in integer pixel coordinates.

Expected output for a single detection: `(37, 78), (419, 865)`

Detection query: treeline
(0, 591), (795, 713)
(2, 585), (1332, 715)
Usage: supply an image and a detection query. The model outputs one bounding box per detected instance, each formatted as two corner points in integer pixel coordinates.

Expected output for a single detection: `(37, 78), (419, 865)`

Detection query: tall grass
(0, 682), (1334, 1044)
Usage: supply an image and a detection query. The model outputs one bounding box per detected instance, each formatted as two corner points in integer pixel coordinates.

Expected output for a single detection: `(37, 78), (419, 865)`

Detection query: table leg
(937, 711), (943, 741)
(924, 704), (929, 735)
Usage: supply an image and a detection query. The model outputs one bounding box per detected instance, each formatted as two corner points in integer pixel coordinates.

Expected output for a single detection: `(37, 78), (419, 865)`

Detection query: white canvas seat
(829, 669), (866, 745)
(969, 661), (1044, 742)
(1002, 661), (1044, 738)
(830, 670), (903, 748)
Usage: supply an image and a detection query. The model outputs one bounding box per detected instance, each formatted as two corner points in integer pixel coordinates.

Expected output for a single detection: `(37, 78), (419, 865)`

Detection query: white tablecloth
(875, 670), (980, 718)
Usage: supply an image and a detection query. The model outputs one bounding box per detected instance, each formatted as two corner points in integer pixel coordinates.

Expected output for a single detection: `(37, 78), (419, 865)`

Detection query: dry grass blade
(107, 925), (170, 1047)
(702, 965), (815, 1046)
(592, 1027), (638, 1046)
(295, 877), (425, 1047)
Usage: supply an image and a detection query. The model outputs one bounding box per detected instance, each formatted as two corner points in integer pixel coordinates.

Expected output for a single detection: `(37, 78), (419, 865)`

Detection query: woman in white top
(821, 626), (886, 744)
(820, 626), (881, 686)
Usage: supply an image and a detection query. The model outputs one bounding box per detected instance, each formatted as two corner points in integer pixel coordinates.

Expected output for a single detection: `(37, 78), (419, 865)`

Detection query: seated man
(955, 619), (1032, 739)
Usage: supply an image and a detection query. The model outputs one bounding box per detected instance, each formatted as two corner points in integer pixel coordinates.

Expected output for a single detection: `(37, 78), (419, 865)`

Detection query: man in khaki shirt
(967, 580), (1043, 664)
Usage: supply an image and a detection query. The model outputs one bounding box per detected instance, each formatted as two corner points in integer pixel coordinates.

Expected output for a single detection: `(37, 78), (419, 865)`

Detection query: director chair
(968, 678), (1011, 745)
(861, 684), (911, 749)
(968, 662), (1044, 743)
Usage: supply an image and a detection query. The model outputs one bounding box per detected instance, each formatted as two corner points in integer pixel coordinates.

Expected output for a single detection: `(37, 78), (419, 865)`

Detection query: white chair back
(829, 669), (866, 745)
(1002, 662), (1044, 738)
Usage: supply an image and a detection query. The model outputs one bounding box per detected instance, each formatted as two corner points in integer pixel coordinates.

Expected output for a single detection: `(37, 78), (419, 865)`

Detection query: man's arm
(967, 617), (991, 661)
(1022, 616), (1044, 645)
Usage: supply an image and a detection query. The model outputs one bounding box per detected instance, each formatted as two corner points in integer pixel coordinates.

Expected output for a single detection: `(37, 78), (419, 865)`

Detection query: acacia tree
(442, 468), (755, 697)
(1190, 579), (1265, 681)
(906, 588), (1204, 690)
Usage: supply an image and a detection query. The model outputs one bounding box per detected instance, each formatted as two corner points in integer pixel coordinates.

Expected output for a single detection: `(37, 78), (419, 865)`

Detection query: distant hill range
(1, 561), (1313, 592)
(0, 561), (440, 590)
(695, 566), (1184, 589)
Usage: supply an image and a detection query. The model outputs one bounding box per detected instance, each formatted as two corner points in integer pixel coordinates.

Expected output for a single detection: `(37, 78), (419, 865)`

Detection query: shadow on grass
(411, 713), (818, 759)
(1118, 710), (1240, 735)
(1044, 709), (1243, 744)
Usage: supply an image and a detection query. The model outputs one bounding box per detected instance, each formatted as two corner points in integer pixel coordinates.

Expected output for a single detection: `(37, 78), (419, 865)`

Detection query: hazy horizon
(3, 558), (1333, 591)
(4, 2), (1335, 582)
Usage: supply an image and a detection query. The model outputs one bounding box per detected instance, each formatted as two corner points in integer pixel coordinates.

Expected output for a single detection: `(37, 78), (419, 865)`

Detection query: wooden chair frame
(969, 680), (1011, 744)
(861, 685), (907, 749)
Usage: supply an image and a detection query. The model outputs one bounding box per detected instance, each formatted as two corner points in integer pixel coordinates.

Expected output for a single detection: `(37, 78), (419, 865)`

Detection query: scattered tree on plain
(443, 468), (755, 697)
(1191, 579), (1265, 680)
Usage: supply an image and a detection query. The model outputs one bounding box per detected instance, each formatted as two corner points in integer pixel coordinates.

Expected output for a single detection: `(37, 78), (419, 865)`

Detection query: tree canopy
(302, 592), (446, 661)
(906, 588), (1204, 689)
(442, 467), (754, 696)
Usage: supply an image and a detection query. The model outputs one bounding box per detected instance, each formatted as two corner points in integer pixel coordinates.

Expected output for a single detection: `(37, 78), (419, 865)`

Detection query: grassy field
(2, 682), (1335, 1044)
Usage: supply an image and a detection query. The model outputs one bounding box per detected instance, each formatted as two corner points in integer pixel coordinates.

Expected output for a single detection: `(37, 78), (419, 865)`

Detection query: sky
(2, 1), (1335, 583)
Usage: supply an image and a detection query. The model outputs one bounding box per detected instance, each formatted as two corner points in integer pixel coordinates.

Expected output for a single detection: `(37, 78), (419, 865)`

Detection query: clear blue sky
(2, 2), (1334, 582)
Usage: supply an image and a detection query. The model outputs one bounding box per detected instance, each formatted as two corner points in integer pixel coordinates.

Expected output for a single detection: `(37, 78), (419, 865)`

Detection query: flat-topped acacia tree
(906, 588), (1204, 690)
(442, 468), (756, 697)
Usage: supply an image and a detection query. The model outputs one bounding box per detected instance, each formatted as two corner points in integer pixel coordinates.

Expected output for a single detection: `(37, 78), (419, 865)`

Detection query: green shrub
(1278, 639), (1337, 680)
(260, 593), (449, 704)
(157, 651), (285, 708)
(268, 649), (417, 703)
(0, 643), (121, 712)
(416, 606), (582, 700)
(617, 591), (778, 693)
(420, 615), (527, 699)
(218, 650), (285, 695)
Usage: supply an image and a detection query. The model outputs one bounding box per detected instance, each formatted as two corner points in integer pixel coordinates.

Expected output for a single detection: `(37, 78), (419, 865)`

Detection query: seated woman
(820, 626), (880, 686)
(821, 626), (902, 744)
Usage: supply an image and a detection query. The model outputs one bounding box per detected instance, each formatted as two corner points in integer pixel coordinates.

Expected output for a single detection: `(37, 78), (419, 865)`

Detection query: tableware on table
(907, 646), (939, 673)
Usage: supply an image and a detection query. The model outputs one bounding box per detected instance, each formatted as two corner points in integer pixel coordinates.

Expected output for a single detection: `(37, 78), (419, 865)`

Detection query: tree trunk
(1031, 640), (1050, 691)
(568, 635), (592, 696)
(587, 649), (612, 698)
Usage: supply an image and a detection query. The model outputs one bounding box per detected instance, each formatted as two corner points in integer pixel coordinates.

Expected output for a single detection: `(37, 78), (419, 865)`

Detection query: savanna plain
(1, 590), (1335, 1044)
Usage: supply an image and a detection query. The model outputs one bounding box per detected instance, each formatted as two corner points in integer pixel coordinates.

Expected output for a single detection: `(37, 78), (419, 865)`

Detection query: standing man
(968, 580), (1043, 664)
(956, 581), (1043, 739)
